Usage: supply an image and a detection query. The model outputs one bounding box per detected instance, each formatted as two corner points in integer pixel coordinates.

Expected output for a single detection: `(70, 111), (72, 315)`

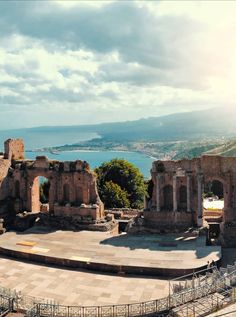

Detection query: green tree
(101, 181), (130, 208)
(145, 179), (153, 199)
(95, 159), (147, 209)
(40, 180), (50, 203)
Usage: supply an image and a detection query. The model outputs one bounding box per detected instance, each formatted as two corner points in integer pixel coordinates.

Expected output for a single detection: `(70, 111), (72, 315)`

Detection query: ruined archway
(163, 185), (173, 211)
(0, 141), (104, 224)
(31, 176), (50, 213)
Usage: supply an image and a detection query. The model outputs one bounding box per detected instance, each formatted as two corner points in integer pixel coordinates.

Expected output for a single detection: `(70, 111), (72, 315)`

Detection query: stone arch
(204, 177), (225, 197)
(210, 180), (223, 199)
(40, 177), (50, 204)
(204, 177), (225, 211)
(31, 175), (51, 213)
(163, 185), (173, 211)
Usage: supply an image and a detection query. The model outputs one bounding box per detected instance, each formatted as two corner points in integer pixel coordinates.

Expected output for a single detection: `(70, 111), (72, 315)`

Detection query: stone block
(63, 162), (70, 172)
(106, 214), (115, 221)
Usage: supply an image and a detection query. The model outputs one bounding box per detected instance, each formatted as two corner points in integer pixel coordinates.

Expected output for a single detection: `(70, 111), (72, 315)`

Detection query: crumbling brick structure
(4, 139), (25, 160)
(0, 139), (104, 225)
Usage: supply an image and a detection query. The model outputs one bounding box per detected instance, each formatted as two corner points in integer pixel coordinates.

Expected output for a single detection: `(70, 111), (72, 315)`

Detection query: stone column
(173, 175), (178, 212)
(143, 195), (148, 210)
(197, 174), (203, 226)
(187, 173), (191, 212)
(156, 175), (160, 212)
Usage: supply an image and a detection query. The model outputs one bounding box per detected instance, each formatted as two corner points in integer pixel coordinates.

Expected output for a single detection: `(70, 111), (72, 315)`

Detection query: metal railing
(170, 287), (236, 317)
(0, 295), (14, 317)
(22, 265), (236, 317)
(25, 299), (169, 317)
(1, 264), (236, 316)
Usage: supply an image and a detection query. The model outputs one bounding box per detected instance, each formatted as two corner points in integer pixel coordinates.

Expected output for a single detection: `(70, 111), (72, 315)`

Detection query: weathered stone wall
(144, 211), (194, 232)
(4, 139), (24, 161)
(0, 159), (11, 201)
(0, 140), (104, 225)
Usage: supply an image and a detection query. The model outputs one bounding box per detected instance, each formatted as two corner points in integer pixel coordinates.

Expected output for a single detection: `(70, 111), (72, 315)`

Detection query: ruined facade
(0, 139), (104, 224)
(145, 156), (236, 244)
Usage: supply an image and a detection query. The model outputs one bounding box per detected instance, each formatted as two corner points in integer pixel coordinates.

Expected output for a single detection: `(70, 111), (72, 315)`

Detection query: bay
(0, 131), (100, 150)
(27, 150), (154, 179)
(0, 130), (155, 178)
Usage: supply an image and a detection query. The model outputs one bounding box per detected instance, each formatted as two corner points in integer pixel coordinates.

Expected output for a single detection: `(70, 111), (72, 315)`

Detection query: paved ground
(0, 228), (221, 270)
(0, 229), (223, 308)
(0, 257), (169, 306)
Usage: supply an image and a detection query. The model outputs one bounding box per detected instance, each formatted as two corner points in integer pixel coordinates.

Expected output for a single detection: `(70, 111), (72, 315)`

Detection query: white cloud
(0, 1), (236, 129)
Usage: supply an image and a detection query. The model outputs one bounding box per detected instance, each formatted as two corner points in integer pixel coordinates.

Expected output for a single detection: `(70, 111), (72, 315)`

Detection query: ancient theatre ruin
(144, 155), (236, 246)
(0, 139), (109, 230)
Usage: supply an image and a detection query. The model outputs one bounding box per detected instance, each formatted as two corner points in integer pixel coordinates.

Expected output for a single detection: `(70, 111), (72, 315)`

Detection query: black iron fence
(24, 297), (169, 317)
(26, 302), (169, 317)
(1, 264), (236, 317)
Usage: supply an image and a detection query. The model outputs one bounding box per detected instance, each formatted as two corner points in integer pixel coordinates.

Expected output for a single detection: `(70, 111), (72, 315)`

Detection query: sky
(1, 0), (236, 129)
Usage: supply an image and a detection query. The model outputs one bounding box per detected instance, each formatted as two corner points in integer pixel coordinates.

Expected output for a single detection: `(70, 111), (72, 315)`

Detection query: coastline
(26, 147), (158, 160)
(25, 137), (228, 163)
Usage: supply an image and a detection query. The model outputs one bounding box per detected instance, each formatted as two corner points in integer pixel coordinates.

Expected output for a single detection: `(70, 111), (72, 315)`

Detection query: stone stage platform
(0, 227), (221, 277)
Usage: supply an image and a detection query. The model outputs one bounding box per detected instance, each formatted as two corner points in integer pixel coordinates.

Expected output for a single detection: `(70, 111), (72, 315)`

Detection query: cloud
(0, 1), (203, 77)
(0, 1), (236, 129)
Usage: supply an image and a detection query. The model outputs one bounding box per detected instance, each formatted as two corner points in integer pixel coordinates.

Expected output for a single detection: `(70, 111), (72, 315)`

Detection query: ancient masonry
(1, 139), (236, 245)
(144, 156), (236, 246)
(0, 139), (108, 229)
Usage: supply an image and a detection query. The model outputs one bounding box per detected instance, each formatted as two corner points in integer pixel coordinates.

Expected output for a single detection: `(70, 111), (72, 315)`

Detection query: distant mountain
(88, 107), (236, 141)
(0, 107), (236, 149)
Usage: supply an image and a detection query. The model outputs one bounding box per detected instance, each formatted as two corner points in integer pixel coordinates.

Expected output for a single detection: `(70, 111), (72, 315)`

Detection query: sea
(26, 150), (154, 179)
(0, 130), (155, 179)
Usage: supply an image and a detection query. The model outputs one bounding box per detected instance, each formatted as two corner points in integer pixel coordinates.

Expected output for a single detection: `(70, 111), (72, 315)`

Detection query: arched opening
(40, 178), (50, 204)
(63, 183), (70, 203)
(163, 185), (173, 211)
(15, 180), (20, 198)
(203, 179), (224, 211)
(31, 176), (50, 213)
(179, 185), (187, 211)
(156, 163), (165, 173)
(204, 179), (224, 243)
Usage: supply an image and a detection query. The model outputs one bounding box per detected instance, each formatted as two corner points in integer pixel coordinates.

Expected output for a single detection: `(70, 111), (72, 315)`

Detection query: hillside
(90, 107), (236, 141)
(205, 140), (236, 156)
(1, 107), (236, 150)
(50, 139), (226, 161)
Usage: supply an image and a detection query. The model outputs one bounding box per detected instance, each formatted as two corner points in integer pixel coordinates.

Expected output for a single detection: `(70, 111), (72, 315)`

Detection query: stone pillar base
(197, 217), (203, 227)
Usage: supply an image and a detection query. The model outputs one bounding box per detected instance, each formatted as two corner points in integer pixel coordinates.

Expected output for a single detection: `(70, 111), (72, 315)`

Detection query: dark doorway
(163, 185), (173, 211)
(179, 185), (187, 211)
